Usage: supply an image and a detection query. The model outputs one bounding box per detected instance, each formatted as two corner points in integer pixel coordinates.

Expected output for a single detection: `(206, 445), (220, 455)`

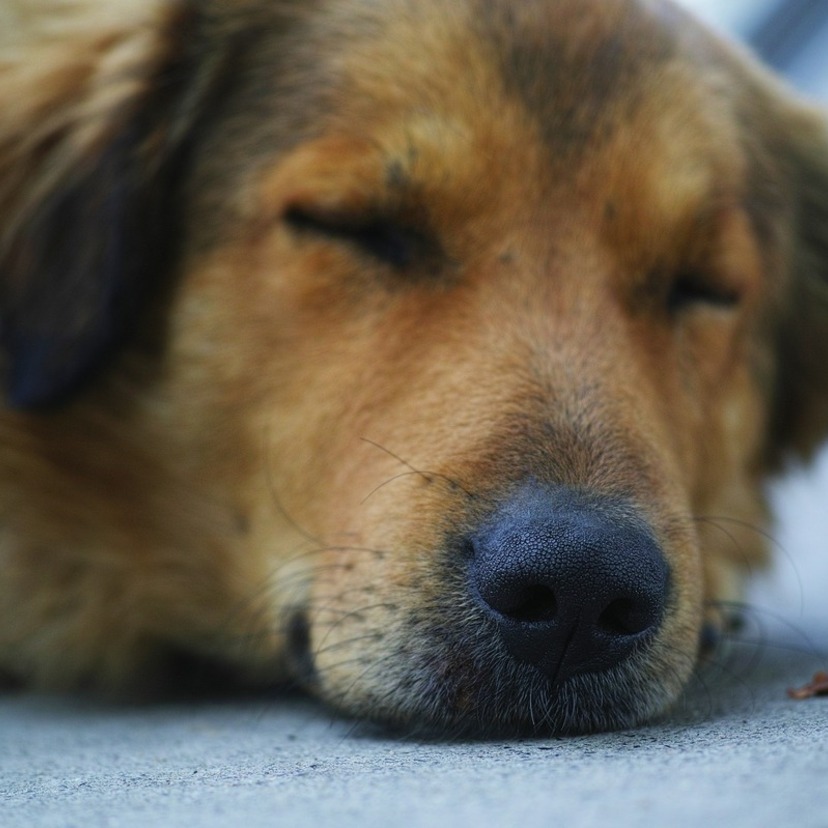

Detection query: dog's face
(2, 0), (828, 735)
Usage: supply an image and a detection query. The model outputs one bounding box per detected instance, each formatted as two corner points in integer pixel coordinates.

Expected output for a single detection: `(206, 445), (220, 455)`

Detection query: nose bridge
(485, 237), (659, 482)
(488, 196), (629, 377)
(452, 230), (619, 397)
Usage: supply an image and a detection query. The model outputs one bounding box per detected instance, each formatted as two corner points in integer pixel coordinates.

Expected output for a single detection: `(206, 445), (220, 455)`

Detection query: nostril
(503, 585), (558, 624)
(468, 484), (671, 681)
(597, 598), (658, 637)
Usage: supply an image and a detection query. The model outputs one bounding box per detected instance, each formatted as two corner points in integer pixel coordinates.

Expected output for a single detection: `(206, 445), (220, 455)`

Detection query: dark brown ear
(771, 102), (828, 460)
(0, 2), (216, 407)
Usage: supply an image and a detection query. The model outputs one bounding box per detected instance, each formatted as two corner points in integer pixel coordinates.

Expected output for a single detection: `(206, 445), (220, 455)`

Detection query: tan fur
(1, 0), (827, 734)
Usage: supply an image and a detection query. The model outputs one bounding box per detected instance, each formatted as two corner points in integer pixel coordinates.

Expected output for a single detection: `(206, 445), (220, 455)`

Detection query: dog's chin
(297, 620), (693, 738)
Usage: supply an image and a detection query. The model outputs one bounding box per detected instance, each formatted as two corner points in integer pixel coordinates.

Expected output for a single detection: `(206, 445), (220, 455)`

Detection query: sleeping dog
(1, 0), (827, 735)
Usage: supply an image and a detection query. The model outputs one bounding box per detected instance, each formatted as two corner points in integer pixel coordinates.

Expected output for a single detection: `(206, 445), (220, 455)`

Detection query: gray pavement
(1, 616), (827, 828)
(2, 454), (828, 828)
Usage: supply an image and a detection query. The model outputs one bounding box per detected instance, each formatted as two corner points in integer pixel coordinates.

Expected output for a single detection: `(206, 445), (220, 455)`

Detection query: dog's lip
(397, 659), (653, 737)
(699, 622), (720, 656)
(381, 615), (667, 735)
(300, 601), (676, 736)
(285, 609), (317, 686)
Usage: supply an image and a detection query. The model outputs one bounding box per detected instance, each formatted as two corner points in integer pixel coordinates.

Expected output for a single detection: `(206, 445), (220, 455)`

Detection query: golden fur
(1, 0), (827, 735)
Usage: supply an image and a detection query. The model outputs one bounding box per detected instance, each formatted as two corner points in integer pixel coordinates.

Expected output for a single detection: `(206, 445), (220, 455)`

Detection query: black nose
(469, 484), (670, 684)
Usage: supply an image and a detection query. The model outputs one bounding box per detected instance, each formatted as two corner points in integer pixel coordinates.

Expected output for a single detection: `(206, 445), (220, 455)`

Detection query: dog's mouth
(287, 600), (689, 738)
(285, 483), (700, 737)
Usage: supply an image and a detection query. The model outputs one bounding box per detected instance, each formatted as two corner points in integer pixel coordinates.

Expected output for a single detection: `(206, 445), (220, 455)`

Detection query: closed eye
(285, 206), (425, 270)
(667, 270), (741, 314)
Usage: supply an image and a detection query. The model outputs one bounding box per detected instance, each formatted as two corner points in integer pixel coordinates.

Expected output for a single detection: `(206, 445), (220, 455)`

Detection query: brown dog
(1, 0), (827, 736)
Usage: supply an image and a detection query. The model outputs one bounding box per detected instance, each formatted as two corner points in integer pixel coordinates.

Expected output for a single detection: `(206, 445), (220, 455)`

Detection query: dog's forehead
(474, 0), (687, 147)
(328, 0), (733, 203)
(307, 0), (715, 147)
(219, 0), (718, 146)
(189, 0), (742, 247)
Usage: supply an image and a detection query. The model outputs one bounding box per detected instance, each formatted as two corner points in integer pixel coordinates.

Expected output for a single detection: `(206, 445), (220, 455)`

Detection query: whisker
(311, 631), (385, 657)
(361, 470), (433, 504)
(360, 436), (475, 499)
(186, 544), (392, 669)
(711, 600), (828, 661)
(261, 423), (326, 548)
(694, 514), (805, 614)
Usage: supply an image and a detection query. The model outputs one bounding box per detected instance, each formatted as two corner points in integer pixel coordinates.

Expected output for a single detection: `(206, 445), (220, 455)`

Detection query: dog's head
(2, 0), (828, 735)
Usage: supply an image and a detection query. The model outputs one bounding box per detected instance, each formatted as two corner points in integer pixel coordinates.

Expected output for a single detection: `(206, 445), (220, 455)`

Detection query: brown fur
(1, 0), (827, 735)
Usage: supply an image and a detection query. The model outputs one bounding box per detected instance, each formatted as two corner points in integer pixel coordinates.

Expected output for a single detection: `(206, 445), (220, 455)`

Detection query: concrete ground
(1, 622), (827, 828)
(2, 456), (828, 828)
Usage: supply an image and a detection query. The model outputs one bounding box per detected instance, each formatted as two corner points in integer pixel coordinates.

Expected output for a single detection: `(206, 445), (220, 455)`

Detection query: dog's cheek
(692, 364), (773, 607)
(300, 535), (423, 707)
(293, 466), (458, 702)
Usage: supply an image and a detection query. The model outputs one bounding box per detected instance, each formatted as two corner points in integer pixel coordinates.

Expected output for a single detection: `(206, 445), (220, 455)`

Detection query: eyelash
(667, 270), (741, 314)
(284, 206), (423, 269)
(286, 204), (742, 316)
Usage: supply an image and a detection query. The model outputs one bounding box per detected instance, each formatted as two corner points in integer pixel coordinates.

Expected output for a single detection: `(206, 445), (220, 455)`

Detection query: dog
(0, 0), (827, 737)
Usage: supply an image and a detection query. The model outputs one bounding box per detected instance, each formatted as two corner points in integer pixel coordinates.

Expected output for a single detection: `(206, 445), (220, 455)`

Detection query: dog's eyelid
(284, 203), (432, 271)
(667, 268), (742, 314)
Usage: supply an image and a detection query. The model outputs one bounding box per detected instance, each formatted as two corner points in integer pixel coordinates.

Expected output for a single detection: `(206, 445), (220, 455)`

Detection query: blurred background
(679, 0), (828, 623)
(686, 0), (828, 96)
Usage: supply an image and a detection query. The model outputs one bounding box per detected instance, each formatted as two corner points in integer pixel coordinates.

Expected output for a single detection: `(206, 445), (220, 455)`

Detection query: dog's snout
(469, 485), (670, 684)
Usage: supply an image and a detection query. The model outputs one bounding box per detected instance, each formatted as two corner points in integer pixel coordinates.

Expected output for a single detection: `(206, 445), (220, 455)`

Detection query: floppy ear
(771, 102), (828, 460)
(0, 1), (213, 407)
